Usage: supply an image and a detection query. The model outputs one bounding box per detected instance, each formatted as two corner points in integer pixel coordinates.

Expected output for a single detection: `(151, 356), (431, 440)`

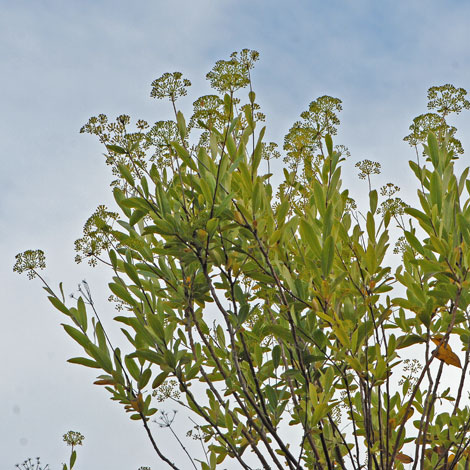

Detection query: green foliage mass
(15, 49), (470, 470)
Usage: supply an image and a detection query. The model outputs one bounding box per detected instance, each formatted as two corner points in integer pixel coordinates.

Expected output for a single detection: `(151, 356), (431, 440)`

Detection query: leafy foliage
(16, 50), (470, 470)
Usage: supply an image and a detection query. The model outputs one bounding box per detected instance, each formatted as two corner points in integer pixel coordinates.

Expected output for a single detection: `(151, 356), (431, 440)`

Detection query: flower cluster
(13, 250), (46, 280)
(427, 84), (470, 117)
(74, 205), (118, 266)
(404, 112), (463, 156)
(63, 430), (85, 448)
(188, 94), (225, 132)
(355, 159), (381, 180)
(261, 141), (281, 161)
(393, 236), (408, 255)
(15, 457), (49, 470)
(398, 359), (422, 396)
(300, 95), (342, 137)
(404, 84), (470, 157)
(152, 379), (181, 402)
(379, 197), (408, 217)
(147, 120), (180, 169)
(378, 183), (408, 216)
(206, 49), (259, 94)
(150, 72), (191, 102)
(80, 114), (149, 187)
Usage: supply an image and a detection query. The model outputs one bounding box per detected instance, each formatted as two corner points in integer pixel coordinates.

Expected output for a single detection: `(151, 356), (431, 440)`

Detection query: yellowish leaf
(197, 229), (208, 240)
(94, 379), (115, 386)
(389, 407), (414, 436)
(431, 336), (462, 368)
(397, 405), (415, 423)
(396, 453), (413, 464)
(234, 211), (245, 225)
(125, 392), (144, 413)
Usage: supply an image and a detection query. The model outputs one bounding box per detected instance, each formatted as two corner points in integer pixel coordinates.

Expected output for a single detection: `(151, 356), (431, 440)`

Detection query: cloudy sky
(2, 0), (470, 468)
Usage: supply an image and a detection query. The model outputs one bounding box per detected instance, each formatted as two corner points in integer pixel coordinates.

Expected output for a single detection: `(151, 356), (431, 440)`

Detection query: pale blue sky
(2, 1), (470, 469)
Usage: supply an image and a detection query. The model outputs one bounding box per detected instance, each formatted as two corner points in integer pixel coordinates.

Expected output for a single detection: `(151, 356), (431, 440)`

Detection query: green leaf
(430, 171), (442, 210)
(366, 212), (375, 241)
(199, 177), (214, 204)
(323, 204), (333, 240)
(172, 141), (197, 171)
(144, 220), (174, 236)
(252, 179), (261, 214)
(109, 249), (118, 269)
(404, 231), (424, 255)
(283, 369), (303, 381)
(118, 163), (135, 186)
(147, 313), (165, 340)
(226, 134), (237, 159)
(125, 355), (141, 381)
(365, 244), (377, 273)
(276, 200), (290, 225)
(312, 329), (327, 349)
(457, 213), (470, 244)
(141, 175), (149, 198)
(135, 349), (165, 366)
(396, 334), (426, 349)
(300, 220), (321, 257)
(48, 296), (70, 316)
(138, 368), (152, 389)
(109, 282), (135, 306)
(129, 209), (147, 226)
(427, 132), (440, 168)
(265, 384), (277, 409)
(213, 193), (233, 218)
(225, 404), (233, 433)
(124, 262), (141, 286)
(106, 144), (127, 154)
(152, 371), (169, 389)
(321, 235), (334, 277)
(325, 134), (333, 155)
(236, 304), (250, 326)
(63, 324), (92, 350)
(263, 325), (293, 344)
(67, 357), (100, 368)
(176, 111), (187, 140)
(370, 190), (378, 214)
(405, 207), (431, 227)
(75, 297), (88, 331)
(251, 126), (266, 176)
(70, 450), (77, 469)
(113, 187), (131, 216)
(272, 345), (281, 369)
(313, 180), (326, 214)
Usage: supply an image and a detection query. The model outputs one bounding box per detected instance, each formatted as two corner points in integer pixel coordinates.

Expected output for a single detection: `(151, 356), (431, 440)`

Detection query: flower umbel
(13, 250), (46, 280)
(63, 430), (84, 448)
(206, 49), (259, 93)
(150, 72), (191, 102)
(356, 159), (381, 180)
(15, 457), (49, 470)
(74, 205), (118, 266)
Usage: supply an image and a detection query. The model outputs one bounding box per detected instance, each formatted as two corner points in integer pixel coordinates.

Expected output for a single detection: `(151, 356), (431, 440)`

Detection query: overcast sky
(2, 1), (470, 469)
